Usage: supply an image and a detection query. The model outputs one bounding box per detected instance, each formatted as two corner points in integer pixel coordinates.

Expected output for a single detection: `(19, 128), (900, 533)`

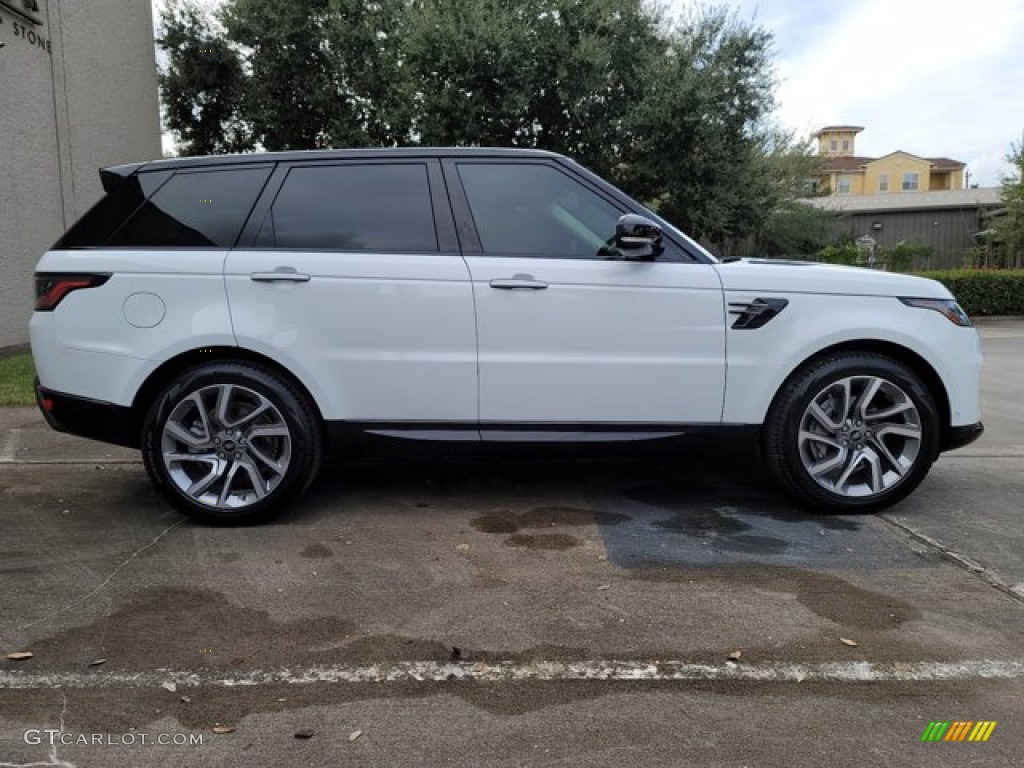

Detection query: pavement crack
(881, 515), (1024, 606)
(0, 694), (76, 768)
(12, 522), (184, 633)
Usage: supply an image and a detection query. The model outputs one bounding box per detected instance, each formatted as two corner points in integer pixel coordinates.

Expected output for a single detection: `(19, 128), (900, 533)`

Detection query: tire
(762, 352), (941, 513)
(141, 362), (322, 525)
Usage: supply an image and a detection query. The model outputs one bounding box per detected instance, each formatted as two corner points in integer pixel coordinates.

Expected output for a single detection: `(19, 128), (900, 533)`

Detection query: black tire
(762, 352), (941, 513)
(141, 362), (322, 525)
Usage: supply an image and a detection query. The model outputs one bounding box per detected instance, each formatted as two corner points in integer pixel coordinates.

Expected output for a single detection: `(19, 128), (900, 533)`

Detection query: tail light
(34, 273), (110, 311)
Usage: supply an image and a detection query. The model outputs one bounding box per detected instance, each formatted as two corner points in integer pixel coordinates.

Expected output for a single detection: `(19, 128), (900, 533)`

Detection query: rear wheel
(142, 363), (322, 525)
(763, 353), (941, 513)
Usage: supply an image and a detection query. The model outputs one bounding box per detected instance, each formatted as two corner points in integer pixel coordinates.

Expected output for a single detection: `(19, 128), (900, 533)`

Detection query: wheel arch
(766, 339), (952, 448)
(128, 346), (327, 446)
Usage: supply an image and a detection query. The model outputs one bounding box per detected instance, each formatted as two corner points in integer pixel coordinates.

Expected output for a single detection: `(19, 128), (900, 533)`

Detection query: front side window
(838, 176), (852, 195)
(457, 163), (623, 258)
(842, 140), (850, 151)
(830, 140), (838, 151)
(111, 168), (271, 248)
(902, 172), (920, 191)
(257, 164), (437, 252)
(878, 174), (889, 192)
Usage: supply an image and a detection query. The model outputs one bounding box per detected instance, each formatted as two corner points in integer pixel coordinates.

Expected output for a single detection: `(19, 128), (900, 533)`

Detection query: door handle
(489, 274), (548, 290)
(249, 267), (311, 283)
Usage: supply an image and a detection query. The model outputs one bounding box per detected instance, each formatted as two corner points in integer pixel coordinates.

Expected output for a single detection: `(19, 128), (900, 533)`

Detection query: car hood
(712, 258), (952, 299)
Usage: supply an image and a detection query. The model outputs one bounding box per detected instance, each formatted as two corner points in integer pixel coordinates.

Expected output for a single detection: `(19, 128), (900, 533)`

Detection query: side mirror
(615, 214), (663, 260)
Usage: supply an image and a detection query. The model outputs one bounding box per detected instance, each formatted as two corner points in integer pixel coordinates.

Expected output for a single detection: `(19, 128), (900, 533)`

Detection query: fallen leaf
(472, 661), (488, 674)
(596, 584), (611, 591)
(294, 729), (314, 739)
(840, 637), (858, 647)
(795, 672), (806, 683)
(180, 696), (192, 704)
(348, 730), (363, 742)
(161, 682), (177, 693)
(88, 659), (107, 667)
(455, 543), (470, 552)
(211, 726), (234, 735)
(6, 651), (33, 661)
(727, 650), (742, 661)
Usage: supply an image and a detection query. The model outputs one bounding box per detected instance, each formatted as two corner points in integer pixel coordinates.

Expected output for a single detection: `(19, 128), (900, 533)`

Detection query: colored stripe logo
(921, 721), (997, 742)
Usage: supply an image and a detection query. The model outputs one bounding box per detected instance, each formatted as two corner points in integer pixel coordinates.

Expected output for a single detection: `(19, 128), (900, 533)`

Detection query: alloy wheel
(160, 384), (292, 509)
(797, 375), (922, 498)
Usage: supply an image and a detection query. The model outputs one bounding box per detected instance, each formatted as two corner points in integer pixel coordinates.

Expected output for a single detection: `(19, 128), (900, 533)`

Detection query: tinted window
(55, 171), (170, 248)
(110, 167), (271, 248)
(257, 164), (437, 252)
(458, 163), (622, 258)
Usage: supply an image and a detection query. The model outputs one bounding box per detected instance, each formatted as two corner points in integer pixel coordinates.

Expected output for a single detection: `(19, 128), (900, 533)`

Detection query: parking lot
(1, 320), (1022, 767)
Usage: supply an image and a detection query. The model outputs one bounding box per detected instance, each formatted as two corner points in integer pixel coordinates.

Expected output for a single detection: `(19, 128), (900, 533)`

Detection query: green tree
(158, 0), (252, 155)
(993, 138), (1024, 268)
(755, 201), (833, 256)
(157, 0), (808, 249)
(615, 8), (809, 251)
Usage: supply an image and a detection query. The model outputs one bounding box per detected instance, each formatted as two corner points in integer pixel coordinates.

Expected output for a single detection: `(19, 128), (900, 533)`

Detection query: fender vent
(728, 298), (789, 330)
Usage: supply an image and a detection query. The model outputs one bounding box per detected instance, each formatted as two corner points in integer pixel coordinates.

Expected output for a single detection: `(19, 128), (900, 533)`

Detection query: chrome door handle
(489, 275), (548, 290)
(249, 268), (310, 283)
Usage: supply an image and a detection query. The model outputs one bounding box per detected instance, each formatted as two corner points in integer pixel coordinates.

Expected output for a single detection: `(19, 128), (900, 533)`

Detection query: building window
(838, 176), (852, 195)
(902, 172), (920, 191)
(830, 140), (838, 151)
(878, 174), (889, 192)
(842, 140), (850, 151)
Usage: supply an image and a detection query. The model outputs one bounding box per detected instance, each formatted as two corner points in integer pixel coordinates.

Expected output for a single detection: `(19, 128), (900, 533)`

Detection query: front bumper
(941, 421), (984, 452)
(35, 379), (139, 448)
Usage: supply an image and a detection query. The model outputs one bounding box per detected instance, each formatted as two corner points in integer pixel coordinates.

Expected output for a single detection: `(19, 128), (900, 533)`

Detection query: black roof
(103, 146), (567, 180)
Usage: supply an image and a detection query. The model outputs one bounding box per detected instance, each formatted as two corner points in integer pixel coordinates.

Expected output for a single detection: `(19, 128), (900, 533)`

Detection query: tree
(157, 0), (808, 248)
(614, 8), (812, 251)
(158, 0), (251, 155)
(755, 201), (833, 256)
(992, 137), (1024, 268)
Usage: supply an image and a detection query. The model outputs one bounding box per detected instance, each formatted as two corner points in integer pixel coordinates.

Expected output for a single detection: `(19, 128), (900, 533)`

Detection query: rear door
(225, 159), (478, 424)
(446, 159), (726, 429)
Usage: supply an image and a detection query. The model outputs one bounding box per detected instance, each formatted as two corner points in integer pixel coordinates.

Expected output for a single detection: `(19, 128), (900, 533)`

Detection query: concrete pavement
(1, 321), (1022, 767)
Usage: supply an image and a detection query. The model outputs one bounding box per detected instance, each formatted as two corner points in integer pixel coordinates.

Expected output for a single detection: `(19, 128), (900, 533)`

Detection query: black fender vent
(728, 298), (789, 330)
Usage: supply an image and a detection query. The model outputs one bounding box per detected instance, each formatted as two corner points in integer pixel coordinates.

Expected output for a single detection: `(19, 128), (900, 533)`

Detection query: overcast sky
(668, 0), (1024, 186)
(153, 0), (1023, 185)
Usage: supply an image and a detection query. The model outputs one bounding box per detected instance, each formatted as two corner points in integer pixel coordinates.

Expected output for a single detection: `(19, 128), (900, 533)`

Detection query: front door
(448, 160), (726, 429)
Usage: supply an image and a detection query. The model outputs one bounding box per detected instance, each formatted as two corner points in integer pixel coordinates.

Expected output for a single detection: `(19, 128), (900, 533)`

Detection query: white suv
(30, 148), (983, 524)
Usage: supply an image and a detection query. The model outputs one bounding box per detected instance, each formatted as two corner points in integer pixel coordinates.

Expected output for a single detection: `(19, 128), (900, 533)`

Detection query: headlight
(899, 297), (972, 327)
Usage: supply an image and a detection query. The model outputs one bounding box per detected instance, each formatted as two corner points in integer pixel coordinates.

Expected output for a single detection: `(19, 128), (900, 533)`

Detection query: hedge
(914, 269), (1024, 316)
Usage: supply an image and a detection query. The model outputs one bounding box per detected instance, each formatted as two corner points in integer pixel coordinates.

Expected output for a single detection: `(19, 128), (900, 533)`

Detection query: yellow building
(812, 126), (965, 196)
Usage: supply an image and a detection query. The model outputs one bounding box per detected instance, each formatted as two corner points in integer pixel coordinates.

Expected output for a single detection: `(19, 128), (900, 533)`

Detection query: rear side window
(110, 167), (271, 248)
(55, 172), (170, 248)
(255, 164), (438, 252)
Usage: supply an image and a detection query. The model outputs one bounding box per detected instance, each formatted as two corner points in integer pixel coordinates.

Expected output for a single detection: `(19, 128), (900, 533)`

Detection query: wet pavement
(1, 320), (1022, 767)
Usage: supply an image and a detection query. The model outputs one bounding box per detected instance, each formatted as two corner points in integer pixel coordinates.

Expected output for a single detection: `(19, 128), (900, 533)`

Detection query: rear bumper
(35, 379), (139, 449)
(942, 421), (984, 452)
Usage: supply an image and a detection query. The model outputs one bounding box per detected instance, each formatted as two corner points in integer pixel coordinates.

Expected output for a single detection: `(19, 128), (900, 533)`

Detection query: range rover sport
(30, 148), (983, 524)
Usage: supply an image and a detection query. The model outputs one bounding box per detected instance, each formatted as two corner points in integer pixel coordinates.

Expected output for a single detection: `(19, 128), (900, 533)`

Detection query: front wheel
(142, 363), (322, 525)
(763, 353), (941, 513)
